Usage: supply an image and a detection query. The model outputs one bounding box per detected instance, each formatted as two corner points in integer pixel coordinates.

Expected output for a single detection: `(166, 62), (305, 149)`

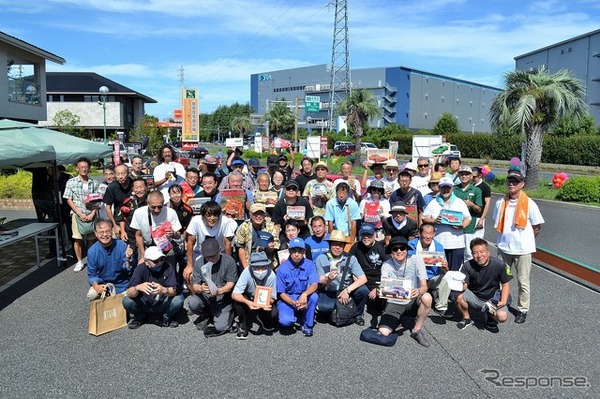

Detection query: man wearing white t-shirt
(129, 191), (182, 264)
(422, 177), (471, 272)
(493, 170), (544, 324)
(410, 156), (432, 196)
(183, 201), (237, 282)
(153, 145), (187, 201)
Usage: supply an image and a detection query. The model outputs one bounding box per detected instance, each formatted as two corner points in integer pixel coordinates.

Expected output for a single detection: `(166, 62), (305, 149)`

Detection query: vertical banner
(389, 140), (398, 159)
(261, 136), (270, 152)
(182, 89), (199, 144)
(320, 136), (328, 155)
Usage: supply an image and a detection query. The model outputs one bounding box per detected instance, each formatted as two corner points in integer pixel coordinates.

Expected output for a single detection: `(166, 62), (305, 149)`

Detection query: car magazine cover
(379, 277), (413, 304)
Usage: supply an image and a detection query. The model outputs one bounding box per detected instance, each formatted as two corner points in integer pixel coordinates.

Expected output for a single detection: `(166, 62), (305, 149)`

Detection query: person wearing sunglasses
(272, 179), (313, 239)
(376, 236), (432, 347)
(130, 190), (182, 265)
(411, 156), (433, 196)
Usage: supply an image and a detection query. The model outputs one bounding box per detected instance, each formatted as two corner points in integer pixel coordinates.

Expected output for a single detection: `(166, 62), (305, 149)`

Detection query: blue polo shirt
(305, 233), (330, 261)
(324, 197), (361, 236)
(87, 240), (132, 293)
(276, 258), (319, 296)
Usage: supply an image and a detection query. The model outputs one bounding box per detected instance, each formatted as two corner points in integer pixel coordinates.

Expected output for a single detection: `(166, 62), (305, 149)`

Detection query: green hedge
(556, 176), (600, 203)
(0, 171), (32, 199)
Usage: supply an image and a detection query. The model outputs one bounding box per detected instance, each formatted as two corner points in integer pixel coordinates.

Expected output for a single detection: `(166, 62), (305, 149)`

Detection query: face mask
(148, 265), (162, 273)
(253, 269), (268, 280)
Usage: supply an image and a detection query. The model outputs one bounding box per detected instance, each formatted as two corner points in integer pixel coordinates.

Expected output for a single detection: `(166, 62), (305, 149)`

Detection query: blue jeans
(122, 294), (184, 321)
(317, 285), (369, 318)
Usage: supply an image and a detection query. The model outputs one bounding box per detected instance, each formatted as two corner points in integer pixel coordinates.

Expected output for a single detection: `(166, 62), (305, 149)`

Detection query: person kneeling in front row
(123, 246), (183, 329)
(232, 251), (278, 339)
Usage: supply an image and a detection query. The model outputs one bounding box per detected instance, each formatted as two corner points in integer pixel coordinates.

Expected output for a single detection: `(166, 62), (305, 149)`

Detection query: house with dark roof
(40, 72), (157, 138)
(1, 31), (65, 123)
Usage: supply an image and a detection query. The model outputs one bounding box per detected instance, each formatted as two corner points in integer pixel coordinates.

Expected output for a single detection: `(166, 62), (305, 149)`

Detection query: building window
(7, 54), (41, 104)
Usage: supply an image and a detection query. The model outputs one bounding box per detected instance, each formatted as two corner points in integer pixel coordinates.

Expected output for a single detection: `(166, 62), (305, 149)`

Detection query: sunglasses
(391, 246), (408, 252)
(418, 164), (430, 168)
(150, 205), (164, 210)
(285, 186), (297, 191)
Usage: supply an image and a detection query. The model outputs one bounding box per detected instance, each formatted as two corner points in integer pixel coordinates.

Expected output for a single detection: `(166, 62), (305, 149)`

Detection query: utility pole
(329, 0), (351, 132)
(294, 96), (299, 150)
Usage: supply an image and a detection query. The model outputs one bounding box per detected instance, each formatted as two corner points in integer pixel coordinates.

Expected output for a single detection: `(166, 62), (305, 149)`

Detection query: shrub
(555, 176), (600, 203)
(0, 171), (33, 199)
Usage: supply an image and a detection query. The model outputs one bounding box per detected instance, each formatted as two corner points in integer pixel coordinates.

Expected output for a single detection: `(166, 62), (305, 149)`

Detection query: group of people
(63, 144), (543, 347)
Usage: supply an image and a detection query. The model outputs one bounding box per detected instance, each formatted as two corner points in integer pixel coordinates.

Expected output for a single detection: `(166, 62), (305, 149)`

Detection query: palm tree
(230, 116), (252, 138)
(261, 101), (294, 138)
(490, 68), (588, 189)
(336, 89), (382, 164)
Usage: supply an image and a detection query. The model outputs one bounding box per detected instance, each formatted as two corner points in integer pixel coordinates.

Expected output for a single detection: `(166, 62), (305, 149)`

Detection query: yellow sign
(182, 88), (199, 142)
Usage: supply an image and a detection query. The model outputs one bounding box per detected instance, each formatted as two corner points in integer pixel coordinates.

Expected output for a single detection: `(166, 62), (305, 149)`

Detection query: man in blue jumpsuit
(276, 237), (319, 336)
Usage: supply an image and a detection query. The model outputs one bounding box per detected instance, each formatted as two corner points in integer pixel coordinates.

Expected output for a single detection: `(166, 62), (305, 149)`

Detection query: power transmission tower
(328, 0), (351, 131)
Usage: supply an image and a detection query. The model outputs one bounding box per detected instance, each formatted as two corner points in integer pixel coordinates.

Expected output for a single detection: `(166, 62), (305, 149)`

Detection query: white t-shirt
(333, 177), (362, 199)
(422, 196), (471, 249)
(129, 205), (182, 246)
(153, 162), (187, 199)
(186, 215), (237, 261)
(493, 197), (544, 255)
(411, 174), (432, 196)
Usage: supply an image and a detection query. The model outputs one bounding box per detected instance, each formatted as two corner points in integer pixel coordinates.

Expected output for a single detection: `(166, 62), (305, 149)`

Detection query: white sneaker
(73, 261), (85, 272)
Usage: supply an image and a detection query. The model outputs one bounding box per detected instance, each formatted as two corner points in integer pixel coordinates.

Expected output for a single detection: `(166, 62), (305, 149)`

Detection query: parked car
(333, 141), (353, 151)
(332, 144), (356, 156)
(173, 149), (190, 168)
(189, 147), (208, 159)
(360, 142), (378, 153)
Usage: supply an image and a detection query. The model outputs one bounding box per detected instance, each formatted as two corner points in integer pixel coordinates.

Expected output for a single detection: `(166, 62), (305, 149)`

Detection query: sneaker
(161, 317), (179, 328)
(73, 261), (85, 272)
(355, 316), (365, 326)
(195, 316), (209, 331)
(411, 330), (430, 347)
(204, 326), (227, 338)
(515, 311), (527, 324)
(236, 329), (249, 340)
(301, 324), (313, 337)
(485, 318), (499, 333)
(128, 319), (143, 330)
(434, 308), (454, 320)
(255, 314), (275, 332)
(457, 318), (474, 330)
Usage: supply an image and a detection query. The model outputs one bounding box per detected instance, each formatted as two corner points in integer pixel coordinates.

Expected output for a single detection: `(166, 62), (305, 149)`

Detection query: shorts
(379, 298), (420, 331)
(71, 214), (95, 240)
(460, 289), (508, 315)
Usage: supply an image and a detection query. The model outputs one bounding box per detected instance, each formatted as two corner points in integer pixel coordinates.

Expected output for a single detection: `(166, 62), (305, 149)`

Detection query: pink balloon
(510, 157), (521, 167)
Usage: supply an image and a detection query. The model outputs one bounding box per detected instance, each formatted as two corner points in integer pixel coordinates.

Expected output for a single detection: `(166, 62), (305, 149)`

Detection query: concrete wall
(40, 102), (123, 129)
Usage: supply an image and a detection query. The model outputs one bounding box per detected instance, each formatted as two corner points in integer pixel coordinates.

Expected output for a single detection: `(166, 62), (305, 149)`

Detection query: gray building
(250, 64), (500, 133)
(515, 28), (600, 123)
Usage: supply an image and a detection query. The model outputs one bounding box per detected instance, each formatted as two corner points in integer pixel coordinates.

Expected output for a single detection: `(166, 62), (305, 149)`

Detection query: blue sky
(2, 0), (600, 120)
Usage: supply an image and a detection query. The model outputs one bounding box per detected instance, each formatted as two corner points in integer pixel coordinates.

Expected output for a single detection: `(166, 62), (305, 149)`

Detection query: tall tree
(53, 109), (87, 138)
(336, 89), (381, 164)
(230, 116), (252, 138)
(129, 114), (167, 154)
(490, 68), (588, 189)
(262, 100), (294, 137)
(433, 112), (459, 135)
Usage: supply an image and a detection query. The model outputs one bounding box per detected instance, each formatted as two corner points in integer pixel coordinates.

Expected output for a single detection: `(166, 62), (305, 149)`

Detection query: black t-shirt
(271, 196), (313, 237)
(103, 179), (133, 216)
(475, 181), (491, 217)
(462, 257), (513, 300)
(382, 216), (418, 240)
(349, 241), (389, 290)
(389, 187), (425, 213)
(295, 172), (316, 194)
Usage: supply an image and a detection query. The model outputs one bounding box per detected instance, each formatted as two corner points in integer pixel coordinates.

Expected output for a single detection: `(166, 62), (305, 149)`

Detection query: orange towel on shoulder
(496, 191), (529, 233)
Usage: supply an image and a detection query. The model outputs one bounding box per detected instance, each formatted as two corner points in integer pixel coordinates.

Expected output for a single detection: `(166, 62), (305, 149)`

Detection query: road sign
(305, 95), (320, 112)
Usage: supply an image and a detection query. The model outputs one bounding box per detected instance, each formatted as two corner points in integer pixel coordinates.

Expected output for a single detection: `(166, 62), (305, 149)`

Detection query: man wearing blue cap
(232, 251), (278, 339)
(218, 157), (255, 191)
(276, 237), (319, 337)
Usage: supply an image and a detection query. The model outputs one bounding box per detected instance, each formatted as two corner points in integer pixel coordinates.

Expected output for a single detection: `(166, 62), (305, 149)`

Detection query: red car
(332, 144), (355, 157)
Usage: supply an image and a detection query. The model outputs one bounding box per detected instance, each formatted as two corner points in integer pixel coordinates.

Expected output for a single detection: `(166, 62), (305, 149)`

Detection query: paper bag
(88, 283), (127, 336)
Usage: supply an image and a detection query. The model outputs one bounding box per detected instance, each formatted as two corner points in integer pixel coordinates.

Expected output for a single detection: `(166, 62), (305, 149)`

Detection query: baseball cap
(288, 237), (306, 250)
(278, 154), (288, 161)
(284, 179), (299, 189)
(390, 202), (407, 213)
(231, 158), (245, 166)
(249, 251), (272, 268)
(250, 203), (267, 214)
(267, 154), (279, 167)
(201, 238), (220, 257)
(248, 158), (261, 167)
(507, 170), (525, 181)
(404, 162), (417, 172)
(458, 165), (473, 174)
(144, 246), (165, 261)
(255, 231), (274, 248)
(359, 223), (376, 237)
(438, 177), (454, 188)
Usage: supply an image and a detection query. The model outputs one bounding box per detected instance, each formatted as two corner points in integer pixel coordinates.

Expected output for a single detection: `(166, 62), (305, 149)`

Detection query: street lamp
(99, 86), (109, 145)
